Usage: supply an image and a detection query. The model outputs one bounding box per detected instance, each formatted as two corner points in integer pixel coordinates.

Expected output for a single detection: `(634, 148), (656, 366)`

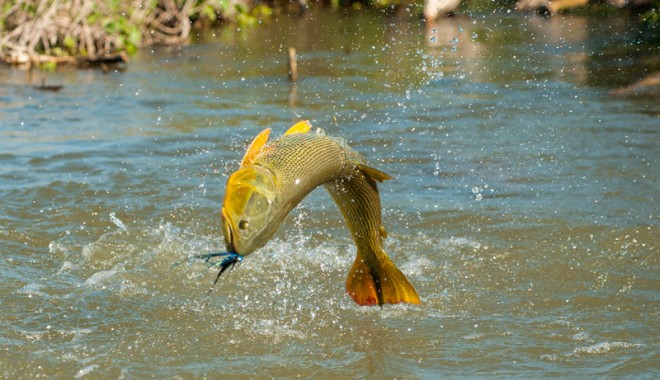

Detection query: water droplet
(451, 37), (459, 45)
(472, 186), (480, 194)
(472, 32), (478, 40)
(110, 212), (128, 232)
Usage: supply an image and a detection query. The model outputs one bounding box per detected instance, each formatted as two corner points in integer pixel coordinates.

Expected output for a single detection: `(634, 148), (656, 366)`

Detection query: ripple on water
(573, 341), (643, 356)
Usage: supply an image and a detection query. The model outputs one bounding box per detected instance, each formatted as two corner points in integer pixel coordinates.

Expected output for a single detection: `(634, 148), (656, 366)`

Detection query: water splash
(109, 212), (128, 232)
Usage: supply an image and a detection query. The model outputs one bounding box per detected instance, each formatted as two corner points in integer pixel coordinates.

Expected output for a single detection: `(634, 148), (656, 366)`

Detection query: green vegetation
(642, 1), (659, 26)
(0, 0), (263, 65)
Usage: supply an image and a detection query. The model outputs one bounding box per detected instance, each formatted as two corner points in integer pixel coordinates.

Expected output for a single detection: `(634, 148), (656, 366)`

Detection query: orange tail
(345, 251), (421, 307)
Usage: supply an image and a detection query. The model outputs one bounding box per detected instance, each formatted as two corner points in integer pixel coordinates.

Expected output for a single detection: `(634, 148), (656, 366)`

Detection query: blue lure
(186, 251), (243, 293)
(202, 252), (243, 286)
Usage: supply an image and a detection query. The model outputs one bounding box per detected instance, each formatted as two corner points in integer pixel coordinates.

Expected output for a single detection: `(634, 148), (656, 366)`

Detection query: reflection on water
(1, 9), (658, 378)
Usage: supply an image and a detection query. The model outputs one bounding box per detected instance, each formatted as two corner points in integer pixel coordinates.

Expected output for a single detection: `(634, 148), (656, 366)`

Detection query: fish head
(221, 166), (278, 256)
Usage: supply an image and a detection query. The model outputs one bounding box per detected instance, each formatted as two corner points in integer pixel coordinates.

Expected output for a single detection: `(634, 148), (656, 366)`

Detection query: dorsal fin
(356, 163), (395, 183)
(241, 128), (271, 167)
(284, 120), (312, 136)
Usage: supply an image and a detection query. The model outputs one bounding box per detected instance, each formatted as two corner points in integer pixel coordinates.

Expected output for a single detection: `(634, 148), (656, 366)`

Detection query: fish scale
(258, 133), (353, 199)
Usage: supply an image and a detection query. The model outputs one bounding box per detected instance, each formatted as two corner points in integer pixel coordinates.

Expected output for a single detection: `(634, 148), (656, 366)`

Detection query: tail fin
(346, 251), (421, 307)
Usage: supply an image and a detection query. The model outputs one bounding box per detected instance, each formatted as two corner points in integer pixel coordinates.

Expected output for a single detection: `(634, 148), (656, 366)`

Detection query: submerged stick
(35, 78), (63, 92)
(288, 47), (298, 82)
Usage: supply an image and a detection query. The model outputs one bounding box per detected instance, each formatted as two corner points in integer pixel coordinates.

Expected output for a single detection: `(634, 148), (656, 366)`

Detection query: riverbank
(0, 0), (270, 68)
(1, 0), (657, 69)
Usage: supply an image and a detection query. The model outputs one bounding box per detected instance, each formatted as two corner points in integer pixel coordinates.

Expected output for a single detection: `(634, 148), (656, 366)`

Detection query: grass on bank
(0, 0), (269, 66)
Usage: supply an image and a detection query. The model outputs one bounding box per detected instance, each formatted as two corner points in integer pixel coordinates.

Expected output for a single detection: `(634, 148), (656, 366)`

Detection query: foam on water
(109, 212), (128, 232)
(74, 365), (99, 379)
(16, 283), (49, 298)
(573, 341), (643, 355)
(84, 264), (124, 288)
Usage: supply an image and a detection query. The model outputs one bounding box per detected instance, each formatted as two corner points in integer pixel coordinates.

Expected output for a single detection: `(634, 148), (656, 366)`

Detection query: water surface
(1, 9), (658, 378)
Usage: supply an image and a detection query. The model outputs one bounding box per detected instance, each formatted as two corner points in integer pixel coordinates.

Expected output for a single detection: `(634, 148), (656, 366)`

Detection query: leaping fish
(206, 121), (420, 306)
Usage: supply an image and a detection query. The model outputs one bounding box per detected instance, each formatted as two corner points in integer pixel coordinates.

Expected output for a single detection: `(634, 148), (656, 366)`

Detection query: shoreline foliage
(0, 0), (251, 66)
(0, 0), (657, 68)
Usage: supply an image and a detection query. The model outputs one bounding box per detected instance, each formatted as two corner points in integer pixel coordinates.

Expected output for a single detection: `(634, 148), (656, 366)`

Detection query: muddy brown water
(1, 9), (658, 379)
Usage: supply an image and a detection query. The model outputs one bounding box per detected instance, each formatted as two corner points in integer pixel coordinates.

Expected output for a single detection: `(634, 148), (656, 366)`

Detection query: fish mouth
(221, 207), (237, 253)
(225, 234), (235, 253)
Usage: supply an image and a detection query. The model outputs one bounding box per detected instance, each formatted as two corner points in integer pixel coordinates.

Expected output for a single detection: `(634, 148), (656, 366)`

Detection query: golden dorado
(212, 121), (420, 306)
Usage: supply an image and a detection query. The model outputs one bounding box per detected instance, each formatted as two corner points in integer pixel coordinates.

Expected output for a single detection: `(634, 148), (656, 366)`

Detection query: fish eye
(238, 220), (249, 230)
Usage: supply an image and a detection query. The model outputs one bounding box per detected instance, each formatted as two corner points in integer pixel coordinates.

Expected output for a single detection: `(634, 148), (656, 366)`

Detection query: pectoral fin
(241, 128), (271, 167)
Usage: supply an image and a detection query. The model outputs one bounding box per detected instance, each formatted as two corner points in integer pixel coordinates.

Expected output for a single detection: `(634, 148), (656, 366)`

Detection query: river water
(1, 8), (658, 379)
